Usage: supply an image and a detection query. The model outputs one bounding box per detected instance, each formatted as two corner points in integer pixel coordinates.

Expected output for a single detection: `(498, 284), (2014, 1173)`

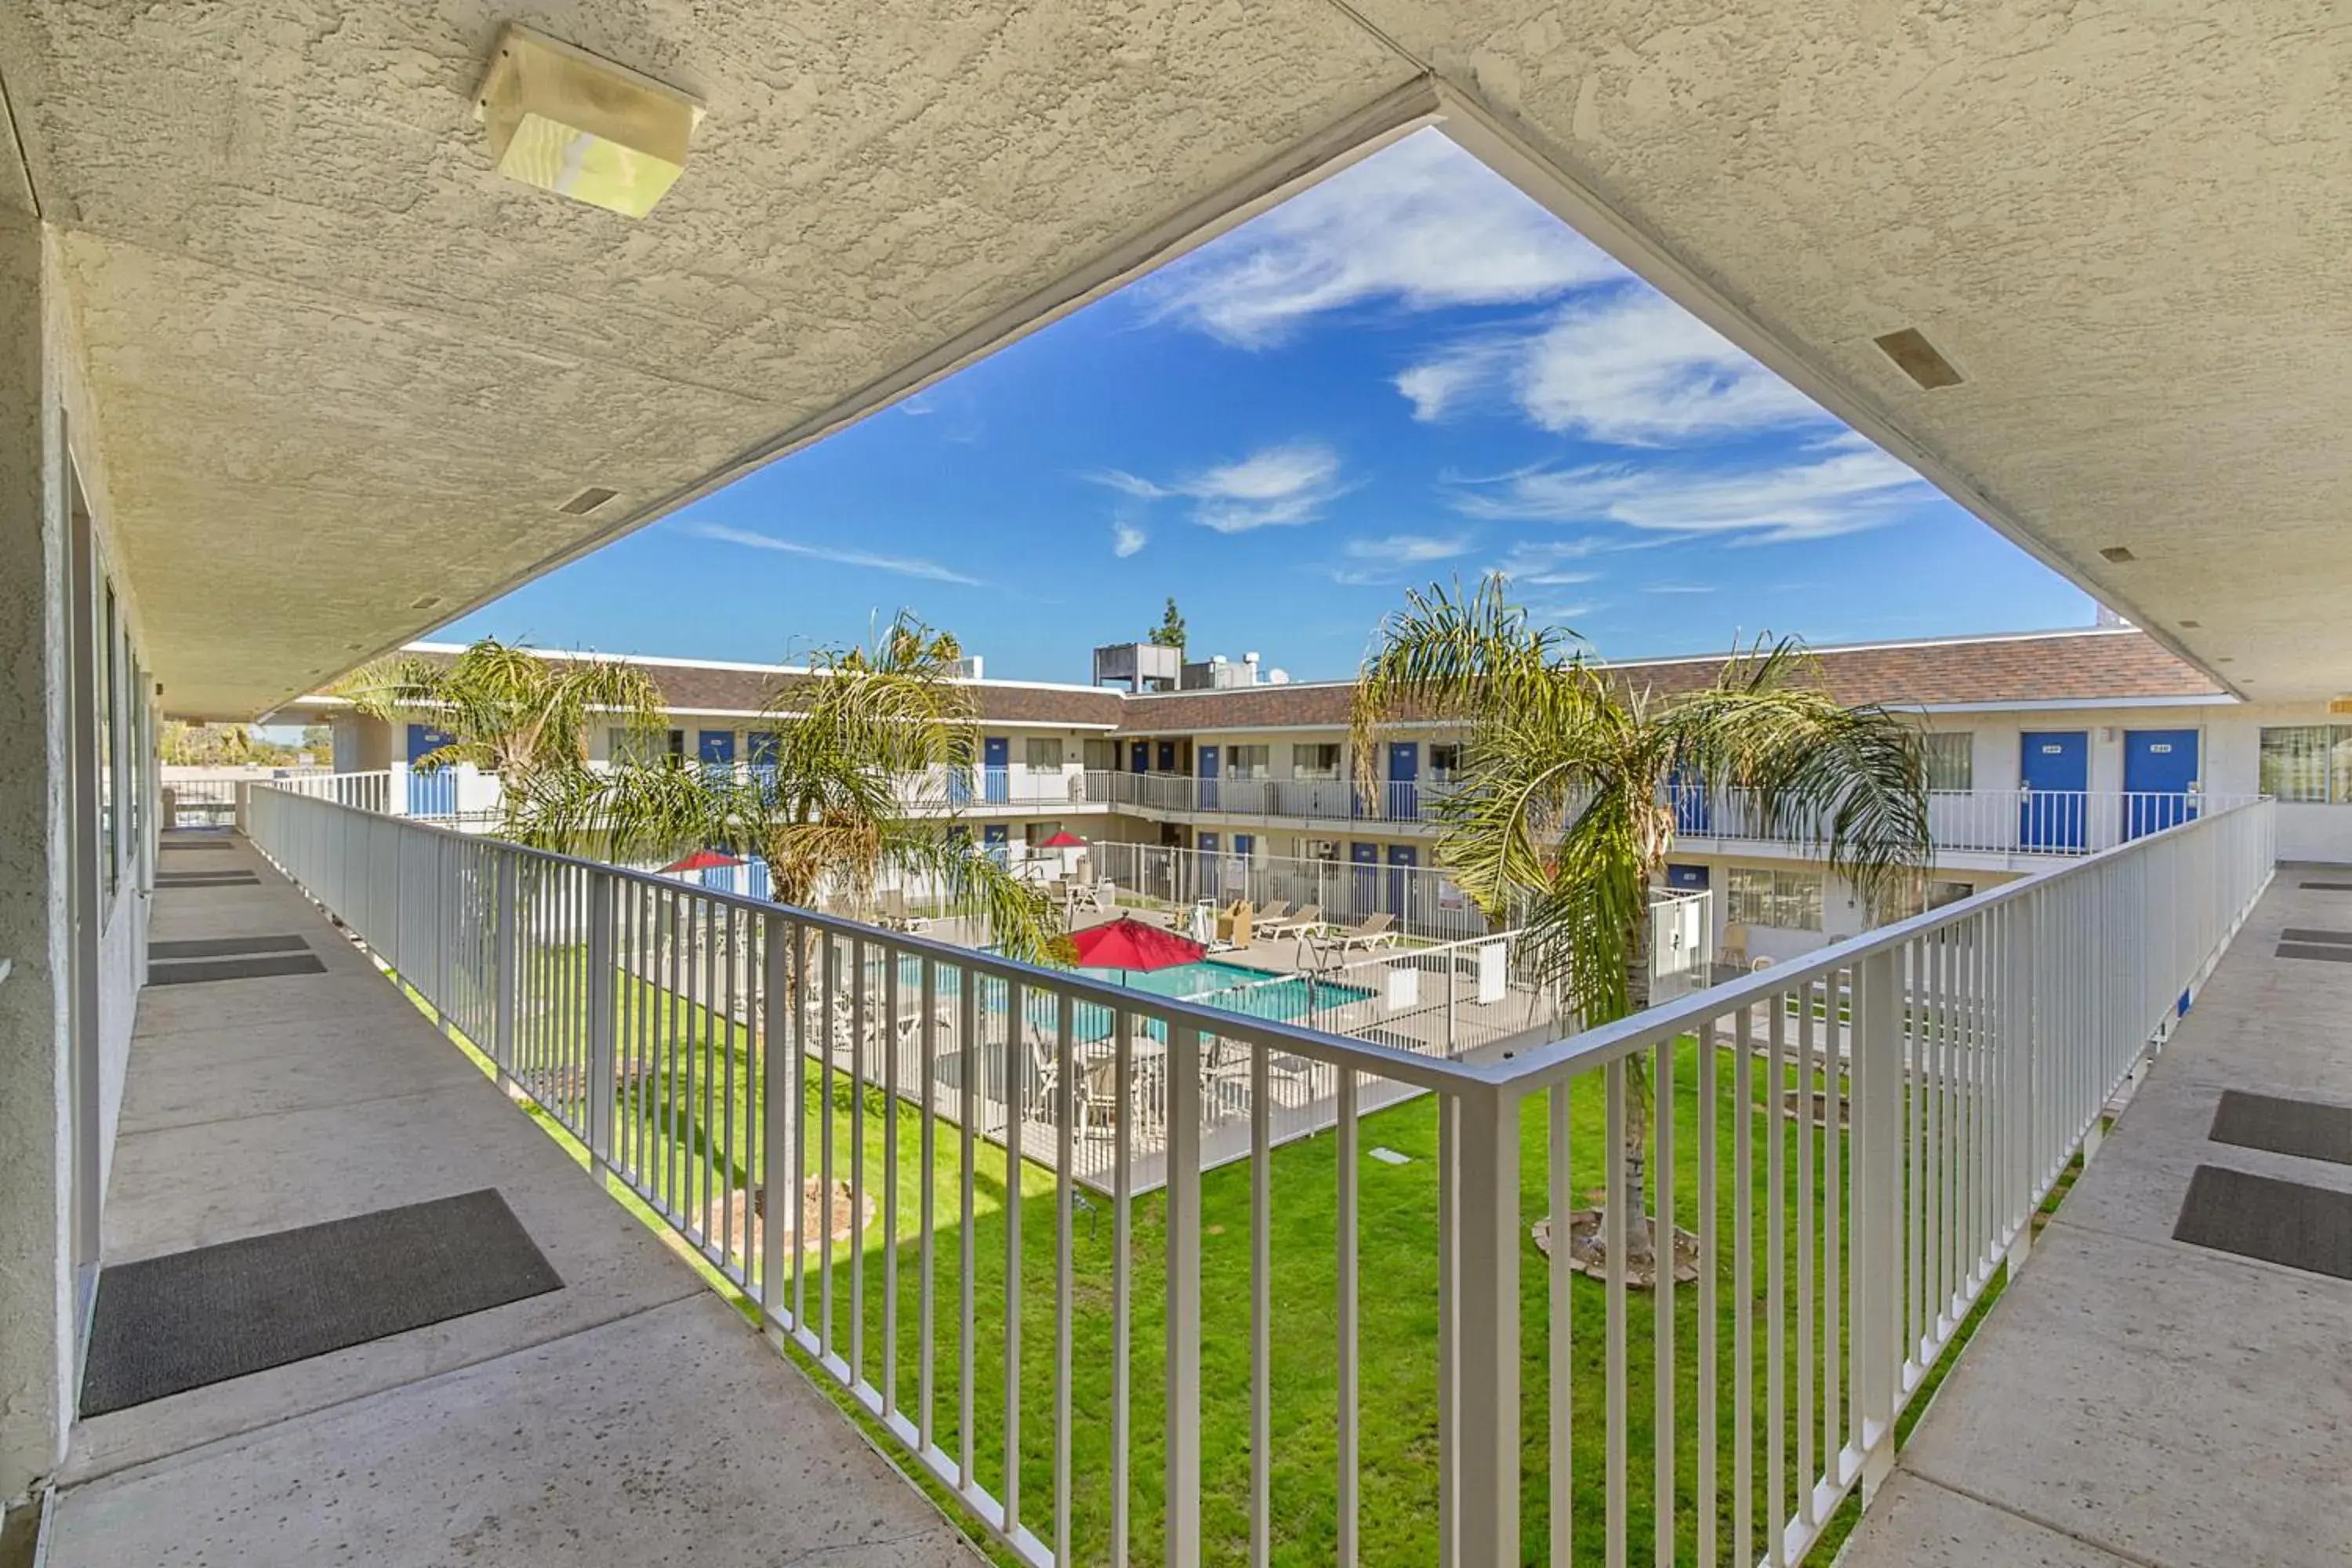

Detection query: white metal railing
(243, 783), (2274, 1568)
(1093, 840), (1502, 942)
(1086, 768), (1461, 825)
(1667, 785), (2263, 859)
(270, 768), (396, 815)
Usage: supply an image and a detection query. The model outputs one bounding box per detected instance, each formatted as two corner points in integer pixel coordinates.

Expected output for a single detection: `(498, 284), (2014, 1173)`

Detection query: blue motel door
(1669, 766), (1712, 835)
(982, 823), (1010, 864)
(2124, 730), (2200, 840)
(1388, 742), (1419, 821)
(698, 729), (735, 779)
(1350, 841), (1380, 915)
(1386, 843), (1417, 918)
(1197, 745), (1220, 811)
(982, 736), (1010, 804)
(405, 724), (457, 816)
(2020, 731), (2089, 850)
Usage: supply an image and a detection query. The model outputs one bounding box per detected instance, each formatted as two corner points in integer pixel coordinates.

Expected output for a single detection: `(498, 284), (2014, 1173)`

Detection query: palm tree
(336, 637), (671, 825)
(506, 614), (1065, 964)
(1352, 576), (1931, 1275)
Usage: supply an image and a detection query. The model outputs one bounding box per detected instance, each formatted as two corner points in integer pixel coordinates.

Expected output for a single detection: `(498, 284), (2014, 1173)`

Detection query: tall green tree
(336, 637), (670, 808)
(508, 614), (1065, 964)
(1148, 597), (1186, 652)
(1352, 575), (1930, 1271)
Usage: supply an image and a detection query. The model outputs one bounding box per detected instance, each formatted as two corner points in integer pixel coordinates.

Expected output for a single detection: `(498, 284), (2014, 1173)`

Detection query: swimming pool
(1079, 960), (1374, 1024)
(882, 954), (1374, 1030)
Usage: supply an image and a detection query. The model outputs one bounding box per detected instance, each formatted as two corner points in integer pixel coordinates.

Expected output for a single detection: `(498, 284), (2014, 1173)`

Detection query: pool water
(1080, 960), (1374, 1023)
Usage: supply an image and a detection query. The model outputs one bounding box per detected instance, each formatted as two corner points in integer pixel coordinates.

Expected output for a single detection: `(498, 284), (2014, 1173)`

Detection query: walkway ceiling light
(557, 485), (620, 515)
(474, 25), (704, 219)
(1871, 327), (1964, 390)
(2099, 546), (2137, 562)
(2178, 619), (2202, 628)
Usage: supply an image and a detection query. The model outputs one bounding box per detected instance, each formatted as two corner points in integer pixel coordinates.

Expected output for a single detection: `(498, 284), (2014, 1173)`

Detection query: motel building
(7, 10), (2351, 1568)
(282, 625), (2352, 968)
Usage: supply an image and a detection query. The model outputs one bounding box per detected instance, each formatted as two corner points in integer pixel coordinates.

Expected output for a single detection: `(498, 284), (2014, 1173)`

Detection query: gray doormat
(148, 952), (327, 985)
(2172, 1165), (2352, 1279)
(151, 934), (310, 960)
(2209, 1091), (2352, 1166)
(2301, 880), (2352, 891)
(162, 842), (237, 851)
(79, 1189), (561, 1416)
(2276, 943), (2352, 964)
(2278, 927), (2352, 945)
(156, 874), (261, 888)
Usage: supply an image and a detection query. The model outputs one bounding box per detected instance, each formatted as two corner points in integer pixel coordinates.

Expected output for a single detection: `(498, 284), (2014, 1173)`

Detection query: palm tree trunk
(1621, 898), (1657, 1269)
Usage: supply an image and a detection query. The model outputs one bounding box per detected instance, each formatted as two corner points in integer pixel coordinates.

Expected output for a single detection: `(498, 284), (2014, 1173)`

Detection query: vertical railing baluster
(1338, 1064), (1361, 1568)
(1164, 1023), (1203, 1568)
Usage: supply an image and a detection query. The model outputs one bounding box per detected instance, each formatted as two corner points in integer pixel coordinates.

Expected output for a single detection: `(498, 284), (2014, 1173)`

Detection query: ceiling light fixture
(412, 594), (443, 611)
(475, 25), (704, 219)
(558, 485), (621, 516)
(1872, 328), (1965, 390)
(2177, 619), (2201, 629)
(2099, 546), (2136, 563)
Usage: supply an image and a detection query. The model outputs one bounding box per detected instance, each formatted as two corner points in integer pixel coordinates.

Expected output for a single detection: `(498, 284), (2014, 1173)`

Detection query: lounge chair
(1069, 877), (1115, 914)
(879, 889), (931, 934)
(1252, 899), (1292, 927)
(1329, 911), (1397, 953)
(1258, 903), (1323, 938)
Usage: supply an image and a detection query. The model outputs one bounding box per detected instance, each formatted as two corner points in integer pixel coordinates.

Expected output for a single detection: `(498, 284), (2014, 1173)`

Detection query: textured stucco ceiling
(5, 2), (2349, 713)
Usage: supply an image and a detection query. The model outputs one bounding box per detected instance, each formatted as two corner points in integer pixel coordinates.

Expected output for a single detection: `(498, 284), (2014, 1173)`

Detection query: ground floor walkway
(1843, 866), (2352, 1567)
(47, 832), (979, 1567)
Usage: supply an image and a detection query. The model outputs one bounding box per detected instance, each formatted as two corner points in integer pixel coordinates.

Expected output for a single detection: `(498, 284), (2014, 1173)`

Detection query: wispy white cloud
(1091, 441), (1351, 533)
(1642, 582), (1718, 594)
(1112, 519), (1148, 557)
(1452, 447), (1929, 545)
(1492, 539), (1605, 587)
(1142, 130), (1622, 347)
(1325, 532), (1475, 587)
(1397, 287), (1828, 445)
(1344, 532), (1473, 564)
(690, 522), (985, 586)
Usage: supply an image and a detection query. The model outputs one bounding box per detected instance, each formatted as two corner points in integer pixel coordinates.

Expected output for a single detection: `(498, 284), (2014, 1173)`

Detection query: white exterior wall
(0, 214), (158, 1504)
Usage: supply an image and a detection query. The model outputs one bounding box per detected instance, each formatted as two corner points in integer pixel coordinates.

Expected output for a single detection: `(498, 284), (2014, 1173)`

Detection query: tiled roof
(397, 648), (1125, 727)
(385, 629), (2222, 733)
(1112, 630), (2224, 731)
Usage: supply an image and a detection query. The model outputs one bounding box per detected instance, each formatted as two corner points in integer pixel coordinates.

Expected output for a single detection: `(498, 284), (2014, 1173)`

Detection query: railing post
(1163, 1025), (1203, 1568)
(492, 852), (518, 1093)
(586, 872), (617, 1177)
(2003, 895), (2038, 1274)
(760, 914), (794, 1341)
(1855, 946), (1900, 1502)
(1449, 1082), (1523, 1566)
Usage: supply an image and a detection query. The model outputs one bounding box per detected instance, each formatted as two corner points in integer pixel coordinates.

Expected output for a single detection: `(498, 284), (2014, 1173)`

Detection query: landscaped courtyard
(455, 949), (1984, 1567)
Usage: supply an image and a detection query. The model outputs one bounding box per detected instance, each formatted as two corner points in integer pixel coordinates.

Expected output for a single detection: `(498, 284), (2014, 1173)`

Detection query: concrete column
(0, 209), (74, 1504)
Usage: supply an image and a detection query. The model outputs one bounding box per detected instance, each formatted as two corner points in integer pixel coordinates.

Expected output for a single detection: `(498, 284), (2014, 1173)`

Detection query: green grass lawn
(463, 945), (2007, 1567)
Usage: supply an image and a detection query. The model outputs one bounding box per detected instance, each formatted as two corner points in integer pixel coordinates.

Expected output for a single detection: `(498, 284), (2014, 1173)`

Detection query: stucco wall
(0, 212), (154, 1505)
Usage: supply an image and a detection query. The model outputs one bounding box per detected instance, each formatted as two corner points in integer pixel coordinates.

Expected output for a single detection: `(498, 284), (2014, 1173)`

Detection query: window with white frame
(1293, 742), (1342, 779)
(1228, 743), (1271, 779)
(1428, 742), (1463, 781)
(1726, 866), (1824, 931)
(1879, 878), (1977, 920)
(2259, 724), (2352, 804)
(1922, 731), (1973, 793)
(1025, 737), (1065, 771)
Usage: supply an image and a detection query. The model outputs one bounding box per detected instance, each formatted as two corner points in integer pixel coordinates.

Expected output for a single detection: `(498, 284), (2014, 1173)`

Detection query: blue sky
(439, 129), (2092, 684)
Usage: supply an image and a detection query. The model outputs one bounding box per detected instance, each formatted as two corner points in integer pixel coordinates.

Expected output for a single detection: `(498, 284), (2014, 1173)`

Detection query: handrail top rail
(251, 784), (1487, 1094)
(249, 782), (2271, 1098)
(1484, 794), (2271, 1088)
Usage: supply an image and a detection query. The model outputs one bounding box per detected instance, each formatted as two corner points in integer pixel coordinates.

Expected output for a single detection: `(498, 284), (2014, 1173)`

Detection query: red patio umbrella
(662, 848), (743, 873)
(1069, 915), (1204, 978)
(1035, 830), (1089, 848)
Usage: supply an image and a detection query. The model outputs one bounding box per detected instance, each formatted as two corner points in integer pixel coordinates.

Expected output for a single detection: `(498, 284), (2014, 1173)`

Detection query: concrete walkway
(49, 833), (982, 1567)
(1842, 867), (2352, 1568)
